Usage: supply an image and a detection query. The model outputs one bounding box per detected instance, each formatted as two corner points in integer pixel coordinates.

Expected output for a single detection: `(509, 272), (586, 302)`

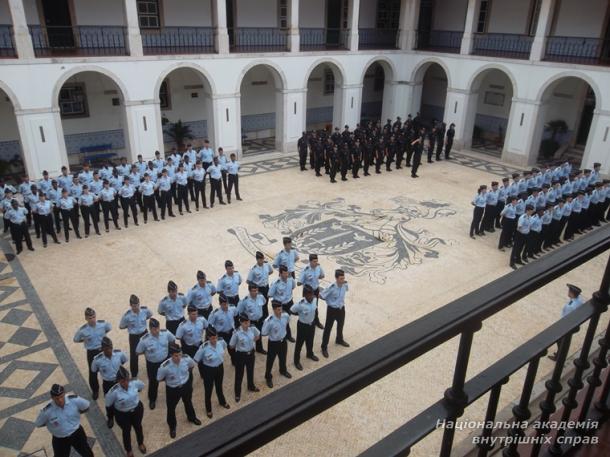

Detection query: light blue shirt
(157, 355), (195, 388)
(89, 179), (104, 195)
(119, 307), (152, 335)
(517, 214), (531, 235)
(70, 183), (83, 200)
(552, 205), (564, 220)
(47, 187), (62, 204)
(472, 193), (486, 207)
(6, 207), (28, 224)
(119, 184), (136, 198)
(38, 178), (53, 193)
(561, 295), (584, 318)
(217, 272), (242, 297)
(73, 320), (112, 350)
(237, 294), (265, 321)
(78, 170), (93, 185)
(91, 350), (128, 381)
(218, 154), (228, 171)
(176, 317), (208, 346)
(194, 340), (227, 367)
(199, 147), (214, 163)
(227, 161), (240, 175)
(500, 203), (516, 219)
(247, 262), (274, 287)
(187, 282), (217, 310)
(262, 313), (290, 341)
(269, 277), (296, 304)
(562, 201), (573, 217)
(158, 176), (171, 192)
(135, 160), (148, 174)
(192, 167), (205, 182)
(35, 395), (90, 438)
(175, 171), (188, 186)
(158, 294), (188, 321)
(229, 326), (260, 352)
(35, 200), (53, 216)
(208, 164), (222, 180)
(320, 282), (348, 309)
(78, 193), (96, 207)
(208, 307), (237, 333)
(57, 174), (72, 191)
(100, 187), (117, 202)
(541, 210), (552, 225)
(299, 264), (325, 290)
(290, 297), (317, 324)
(139, 181), (156, 196)
(105, 380), (145, 412)
(135, 330), (175, 363)
(485, 189), (498, 206)
(273, 248), (299, 273)
(530, 215), (542, 232)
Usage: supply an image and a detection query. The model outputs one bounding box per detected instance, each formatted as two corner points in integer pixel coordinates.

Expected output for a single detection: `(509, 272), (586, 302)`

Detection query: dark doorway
(41, 0), (74, 49)
(226, 0), (235, 46)
(326, 0), (342, 46)
(576, 88), (595, 146)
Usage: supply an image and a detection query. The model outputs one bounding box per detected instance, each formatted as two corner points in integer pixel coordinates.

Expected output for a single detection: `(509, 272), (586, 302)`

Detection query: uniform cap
(282, 237), (292, 244)
(271, 300), (282, 309)
(84, 307), (96, 318)
(512, 173), (520, 178)
(335, 269), (345, 278)
(594, 162), (601, 167)
(116, 366), (129, 381)
(525, 204), (534, 211)
(224, 260), (233, 268)
(50, 384), (64, 397)
(101, 336), (112, 348)
(248, 283), (258, 290)
(491, 181), (499, 186)
(206, 326), (217, 338)
(255, 251), (264, 259)
(279, 265), (288, 273)
(129, 294), (139, 305)
(303, 284), (314, 295)
(167, 280), (177, 291)
(567, 283), (582, 296)
(502, 177), (509, 182)
(218, 293), (227, 303)
(309, 254), (318, 261)
(168, 343), (181, 354)
(239, 313), (250, 322)
(196, 270), (205, 280)
(149, 318), (160, 328)
(187, 304), (197, 313)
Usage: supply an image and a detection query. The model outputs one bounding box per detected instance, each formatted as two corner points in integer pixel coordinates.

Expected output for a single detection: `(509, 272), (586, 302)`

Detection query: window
(279, 0), (288, 29)
(159, 79), (170, 109)
(527, 0), (543, 36)
(376, 0), (401, 29)
(374, 66), (385, 92)
(59, 84), (88, 118)
(137, 0), (160, 29)
(323, 68), (335, 95)
(342, 0), (349, 29)
(476, 0), (492, 33)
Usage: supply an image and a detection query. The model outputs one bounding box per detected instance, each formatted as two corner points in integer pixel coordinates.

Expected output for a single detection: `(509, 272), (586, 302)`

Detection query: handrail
(150, 225), (610, 457)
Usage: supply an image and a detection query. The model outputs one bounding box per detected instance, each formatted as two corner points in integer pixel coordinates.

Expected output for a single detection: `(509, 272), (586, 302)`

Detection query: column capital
(212, 92), (241, 100)
(124, 99), (159, 107)
(341, 83), (364, 90)
(511, 97), (541, 106)
(276, 88), (308, 95)
(14, 107), (60, 116)
(446, 87), (475, 96)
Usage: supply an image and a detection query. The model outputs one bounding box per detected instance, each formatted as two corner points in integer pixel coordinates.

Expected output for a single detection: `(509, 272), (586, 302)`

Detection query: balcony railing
(472, 32), (533, 59)
(229, 27), (288, 52)
(544, 36), (610, 66)
(28, 25), (127, 57)
(148, 218), (610, 456)
(0, 24), (16, 58)
(415, 30), (463, 54)
(141, 26), (215, 55)
(299, 28), (348, 50)
(358, 27), (398, 49)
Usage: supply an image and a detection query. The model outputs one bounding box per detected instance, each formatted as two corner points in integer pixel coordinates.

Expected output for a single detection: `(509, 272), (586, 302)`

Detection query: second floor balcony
(300, 28), (348, 51)
(415, 30), (463, 54)
(141, 27), (215, 55)
(229, 28), (288, 53)
(28, 25), (128, 57)
(0, 24), (16, 58)
(544, 36), (610, 66)
(472, 33), (533, 60)
(358, 28), (398, 50)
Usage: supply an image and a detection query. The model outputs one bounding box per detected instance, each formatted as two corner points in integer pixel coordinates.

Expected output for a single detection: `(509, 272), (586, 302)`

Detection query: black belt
(237, 350), (254, 355)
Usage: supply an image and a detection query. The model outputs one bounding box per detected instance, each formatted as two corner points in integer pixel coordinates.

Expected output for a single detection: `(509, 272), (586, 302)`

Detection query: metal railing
(544, 36), (610, 66)
(149, 224), (610, 456)
(28, 25), (127, 57)
(472, 32), (533, 59)
(142, 26), (215, 55)
(299, 27), (348, 50)
(358, 27), (398, 49)
(0, 24), (16, 58)
(229, 27), (288, 52)
(415, 30), (463, 54)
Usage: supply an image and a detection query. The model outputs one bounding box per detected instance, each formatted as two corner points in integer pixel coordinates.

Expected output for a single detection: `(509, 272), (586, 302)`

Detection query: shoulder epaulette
(109, 383), (120, 393)
(192, 285), (197, 290)
(141, 333), (150, 339)
(67, 394), (77, 399)
(79, 323), (88, 330)
(207, 281), (212, 285)
(43, 402), (52, 411)
(141, 305), (148, 309)
(178, 293), (184, 296)
(178, 320), (187, 327)
(160, 329), (168, 333)
(94, 352), (104, 359)
(123, 309), (131, 316)
(98, 320), (106, 323)
(161, 359), (171, 367)
(113, 349), (121, 353)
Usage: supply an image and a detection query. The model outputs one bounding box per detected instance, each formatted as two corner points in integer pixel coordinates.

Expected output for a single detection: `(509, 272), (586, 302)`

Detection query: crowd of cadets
(468, 161), (608, 269)
(0, 139), (242, 254)
(297, 115), (456, 181)
(50, 238), (350, 456)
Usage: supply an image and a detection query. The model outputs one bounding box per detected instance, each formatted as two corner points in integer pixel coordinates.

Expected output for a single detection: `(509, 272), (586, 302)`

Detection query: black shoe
(220, 202), (226, 205)
(286, 336), (295, 343)
(221, 403), (230, 409)
(516, 260), (524, 266)
(307, 354), (319, 362)
(54, 240), (60, 244)
(43, 243), (47, 248)
(107, 417), (114, 428)
(96, 231), (101, 235)
(76, 235), (82, 239)
(316, 322), (324, 330)
(281, 371), (292, 379)
(294, 362), (303, 371)
(149, 400), (155, 410)
(190, 418), (202, 426)
(92, 391), (99, 401)
(548, 353), (557, 361)
(28, 247), (35, 251)
(248, 386), (260, 392)
(322, 348), (329, 358)
(170, 429), (176, 439)
(510, 264), (517, 270)
(235, 396), (240, 403)
(470, 235), (476, 239)
(186, 210), (191, 214)
(266, 378), (273, 388)
(412, 174), (419, 178)
(337, 340), (350, 348)
(207, 411), (213, 419)
(237, 197), (242, 201)
(256, 349), (267, 355)
(169, 214), (176, 217)
(135, 222), (139, 226)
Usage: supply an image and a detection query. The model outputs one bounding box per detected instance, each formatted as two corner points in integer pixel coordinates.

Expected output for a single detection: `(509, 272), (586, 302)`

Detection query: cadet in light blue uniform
(217, 260), (242, 305)
(158, 169), (176, 219)
(91, 336), (128, 428)
(229, 314), (261, 402)
(176, 305), (208, 359)
(218, 147), (229, 194)
(35, 192), (60, 247)
(262, 301), (292, 388)
(158, 280), (188, 335)
(105, 366), (147, 455)
(470, 185), (487, 238)
(79, 186), (101, 237)
(119, 294), (152, 377)
(193, 326), (231, 417)
(59, 188), (82, 242)
(510, 205), (534, 269)
(135, 318), (175, 409)
(119, 176), (139, 227)
(6, 199), (34, 253)
(187, 270), (217, 318)
(320, 269), (350, 358)
(269, 265), (297, 341)
(208, 294), (237, 364)
(175, 164), (191, 214)
(247, 251), (274, 318)
(208, 156), (225, 207)
(226, 153), (242, 203)
(498, 196), (517, 251)
(35, 384), (93, 457)
(549, 284), (585, 360)
(298, 253), (325, 329)
(192, 161), (207, 210)
(273, 236), (300, 277)
(100, 180), (121, 232)
(237, 284), (266, 353)
(199, 139), (214, 169)
(291, 285), (320, 370)
(156, 343), (201, 438)
(139, 173), (159, 223)
(73, 307), (111, 399)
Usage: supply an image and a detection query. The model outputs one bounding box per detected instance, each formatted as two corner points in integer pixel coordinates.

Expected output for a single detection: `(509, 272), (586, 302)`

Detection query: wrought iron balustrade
(28, 25), (127, 57)
(142, 26), (215, 55)
(545, 36), (610, 66)
(299, 28), (348, 50)
(0, 24), (16, 58)
(472, 33), (533, 59)
(358, 28), (398, 49)
(229, 27), (288, 52)
(416, 30), (463, 54)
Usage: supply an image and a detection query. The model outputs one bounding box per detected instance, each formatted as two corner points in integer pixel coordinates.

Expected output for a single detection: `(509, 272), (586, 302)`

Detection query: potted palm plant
(165, 119), (193, 151)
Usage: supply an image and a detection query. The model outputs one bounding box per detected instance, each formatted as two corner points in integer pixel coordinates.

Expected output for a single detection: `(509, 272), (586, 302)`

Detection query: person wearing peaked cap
(298, 253), (325, 329)
(498, 195), (518, 252)
(482, 181), (499, 233)
(119, 294), (152, 378)
(135, 317), (176, 410)
(261, 300), (292, 388)
(470, 185), (487, 238)
(269, 266), (297, 342)
(319, 269), (350, 358)
(35, 384), (93, 457)
(176, 304), (208, 364)
(194, 325), (231, 418)
(229, 313), (261, 402)
(91, 336), (128, 428)
(291, 285), (320, 371)
(273, 236), (299, 278)
(217, 260), (242, 306)
(548, 284), (585, 361)
(237, 283), (267, 353)
(247, 251), (274, 320)
(187, 270), (217, 319)
(208, 294), (238, 366)
(157, 342), (201, 438)
(565, 190), (583, 241)
(158, 280), (188, 335)
(105, 366), (147, 456)
(73, 308), (111, 400)
(510, 204), (535, 270)
(540, 203), (554, 251)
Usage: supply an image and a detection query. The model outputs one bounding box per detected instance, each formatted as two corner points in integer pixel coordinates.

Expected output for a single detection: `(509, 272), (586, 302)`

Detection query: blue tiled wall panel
(241, 113), (275, 132)
(306, 106), (333, 126)
(64, 129), (126, 155)
(163, 120), (208, 144)
(0, 140), (21, 161)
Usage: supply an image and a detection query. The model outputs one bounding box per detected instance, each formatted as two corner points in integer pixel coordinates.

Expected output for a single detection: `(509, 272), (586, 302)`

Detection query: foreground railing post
(477, 378), (508, 457)
(440, 322), (482, 457)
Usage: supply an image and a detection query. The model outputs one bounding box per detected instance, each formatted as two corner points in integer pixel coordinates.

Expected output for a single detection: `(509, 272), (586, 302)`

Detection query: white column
(125, 100), (163, 162)
(288, 0), (300, 52)
(212, 0), (230, 54)
(347, 0), (360, 51)
(582, 110), (610, 174)
(7, 0), (35, 59)
(212, 94), (241, 156)
(123, 0), (144, 56)
(339, 84), (363, 128)
(503, 98), (543, 167)
(460, 0), (479, 55)
(443, 88), (474, 151)
(397, 0), (420, 50)
(276, 89), (306, 152)
(530, 0), (556, 61)
(15, 108), (68, 179)
(408, 81), (424, 117)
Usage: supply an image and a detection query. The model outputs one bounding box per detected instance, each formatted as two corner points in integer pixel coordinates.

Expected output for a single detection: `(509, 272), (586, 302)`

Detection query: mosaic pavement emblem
(229, 197), (457, 284)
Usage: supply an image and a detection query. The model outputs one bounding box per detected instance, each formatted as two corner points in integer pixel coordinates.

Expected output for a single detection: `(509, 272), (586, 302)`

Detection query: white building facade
(0, 0), (609, 179)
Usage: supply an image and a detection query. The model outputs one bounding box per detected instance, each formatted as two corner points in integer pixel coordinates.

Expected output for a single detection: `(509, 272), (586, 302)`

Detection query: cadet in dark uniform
(229, 314), (261, 402)
(157, 343), (201, 438)
(158, 280), (187, 335)
(435, 122), (446, 161)
(339, 144), (350, 181)
(329, 146), (339, 183)
(35, 384), (94, 457)
(73, 307), (111, 399)
(351, 140), (361, 179)
(135, 318), (175, 409)
(194, 326), (231, 418)
(320, 269), (350, 358)
(91, 336), (128, 428)
(119, 294), (152, 378)
(105, 366), (147, 457)
(291, 285), (320, 370)
(262, 301), (292, 388)
(362, 137), (373, 176)
(410, 130), (424, 178)
(374, 138), (384, 174)
(298, 132), (308, 171)
(445, 123), (455, 159)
